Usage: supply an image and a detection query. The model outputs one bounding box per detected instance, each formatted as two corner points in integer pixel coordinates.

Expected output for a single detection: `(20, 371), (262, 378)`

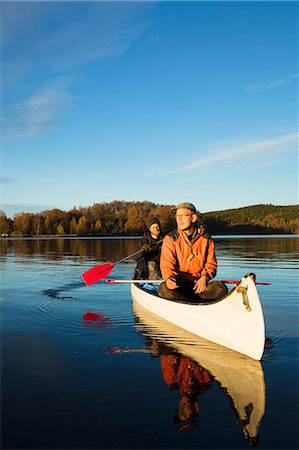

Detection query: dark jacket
(138, 230), (164, 264)
(134, 231), (164, 279)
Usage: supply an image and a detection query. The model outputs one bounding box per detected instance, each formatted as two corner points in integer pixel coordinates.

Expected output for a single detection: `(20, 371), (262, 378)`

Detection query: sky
(1, 0), (298, 218)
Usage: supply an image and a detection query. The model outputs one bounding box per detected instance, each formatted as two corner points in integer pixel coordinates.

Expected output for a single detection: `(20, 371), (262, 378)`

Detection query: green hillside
(203, 204), (299, 234)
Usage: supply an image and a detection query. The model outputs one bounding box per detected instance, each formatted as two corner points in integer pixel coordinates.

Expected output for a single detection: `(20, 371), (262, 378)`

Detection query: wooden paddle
(81, 239), (163, 285)
(105, 278), (271, 285)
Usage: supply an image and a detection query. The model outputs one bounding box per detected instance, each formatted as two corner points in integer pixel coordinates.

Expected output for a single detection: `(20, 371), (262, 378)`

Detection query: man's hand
(166, 277), (178, 290)
(141, 244), (151, 252)
(193, 276), (208, 294)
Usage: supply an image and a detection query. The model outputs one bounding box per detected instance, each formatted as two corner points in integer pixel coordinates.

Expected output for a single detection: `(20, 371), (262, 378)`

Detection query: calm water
(1, 236), (298, 450)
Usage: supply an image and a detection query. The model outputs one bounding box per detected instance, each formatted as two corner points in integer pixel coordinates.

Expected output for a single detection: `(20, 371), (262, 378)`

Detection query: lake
(1, 236), (298, 449)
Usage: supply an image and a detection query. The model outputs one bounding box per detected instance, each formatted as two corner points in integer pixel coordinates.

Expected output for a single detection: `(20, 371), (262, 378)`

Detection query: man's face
(175, 208), (197, 231)
(149, 223), (160, 237)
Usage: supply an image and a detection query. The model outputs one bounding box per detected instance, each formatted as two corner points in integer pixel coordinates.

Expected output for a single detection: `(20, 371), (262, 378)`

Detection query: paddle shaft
(106, 279), (163, 284)
(114, 238), (164, 265)
(105, 278), (271, 285)
(221, 279), (271, 285)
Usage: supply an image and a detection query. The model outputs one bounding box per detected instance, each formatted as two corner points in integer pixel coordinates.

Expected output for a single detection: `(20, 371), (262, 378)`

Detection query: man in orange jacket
(158, 202), (227, 301)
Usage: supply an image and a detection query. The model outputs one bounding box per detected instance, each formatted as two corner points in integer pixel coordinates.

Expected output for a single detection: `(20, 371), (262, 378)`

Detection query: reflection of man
(150, 340), (213, 432)
(174, 394), (199, 432)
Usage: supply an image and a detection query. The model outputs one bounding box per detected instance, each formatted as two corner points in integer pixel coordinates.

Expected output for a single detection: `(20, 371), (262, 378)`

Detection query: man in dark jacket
(134, 217), (164, 280)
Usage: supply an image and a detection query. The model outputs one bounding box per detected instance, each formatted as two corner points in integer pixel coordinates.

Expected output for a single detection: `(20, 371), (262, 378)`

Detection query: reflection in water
(42, 281), (83, 300)
(150, 339), (212, 433)
(216, 236), (298, 263)
(81, 311), (112, 328)
(1, 236), (297, 449)
(1, 236), (297, 264)
(0, 237), (140, 262)
(132, 301), (266, 446)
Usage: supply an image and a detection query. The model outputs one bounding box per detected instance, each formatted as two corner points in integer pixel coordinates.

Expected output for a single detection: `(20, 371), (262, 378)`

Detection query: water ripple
(42, 281), (83, 300)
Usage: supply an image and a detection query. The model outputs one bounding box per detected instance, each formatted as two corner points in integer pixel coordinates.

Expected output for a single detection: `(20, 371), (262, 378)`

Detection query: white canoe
(131, 273), (265, 360)
(132, 301), (266, 445)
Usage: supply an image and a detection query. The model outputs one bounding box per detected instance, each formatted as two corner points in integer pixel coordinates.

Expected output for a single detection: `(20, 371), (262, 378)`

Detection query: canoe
(132, 300), (266, 445)
(131, 272), (265, 360)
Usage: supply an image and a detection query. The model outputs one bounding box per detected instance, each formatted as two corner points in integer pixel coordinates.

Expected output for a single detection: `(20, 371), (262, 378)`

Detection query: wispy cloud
(248, 74), (298, 92)
(0, 176), (16, 184)
(156, 132), (298, 177)
(2, 2), (152, 85)
(1, 2), (153, 140)
(1, 80), (73, 140)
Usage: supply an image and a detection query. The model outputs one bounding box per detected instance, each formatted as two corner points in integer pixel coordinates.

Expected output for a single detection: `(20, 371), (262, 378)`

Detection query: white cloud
(248, 74), (298, 92)
(1, 81), (74, 140)
(157, 132), (298, 177)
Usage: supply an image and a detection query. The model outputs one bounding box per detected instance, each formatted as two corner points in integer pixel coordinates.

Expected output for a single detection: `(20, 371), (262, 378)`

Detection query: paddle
(106, 279), (163, 284)
(105, 278), (271, 285)
(81, 239), (163, 286)
(221, 279), (271, 285)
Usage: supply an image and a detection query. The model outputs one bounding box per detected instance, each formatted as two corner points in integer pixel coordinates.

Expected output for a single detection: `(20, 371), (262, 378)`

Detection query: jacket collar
(178, 225), (205, 245)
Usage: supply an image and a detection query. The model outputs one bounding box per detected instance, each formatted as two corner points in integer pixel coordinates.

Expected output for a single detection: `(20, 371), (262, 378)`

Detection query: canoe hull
(131, 273), (265, 360)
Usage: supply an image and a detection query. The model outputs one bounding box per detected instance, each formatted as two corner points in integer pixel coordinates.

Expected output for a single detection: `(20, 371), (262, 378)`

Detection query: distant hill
(1, 202), (298, 236)
(203, 204), (299, 234)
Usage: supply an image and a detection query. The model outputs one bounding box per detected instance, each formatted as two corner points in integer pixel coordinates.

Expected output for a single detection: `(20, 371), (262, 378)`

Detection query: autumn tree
(42, 209), (66, 235)
(150, 205), (176, 233)
(13, 213), (34, 235)
(0, 211), (13, 235)
(94, 219), (103, 234)
(69, 217), (77, 234)
(32, 214), (44, 235)
(124, 203), (146, 234)
(56, 222), (65, 235)
(76, 216), (92, 235)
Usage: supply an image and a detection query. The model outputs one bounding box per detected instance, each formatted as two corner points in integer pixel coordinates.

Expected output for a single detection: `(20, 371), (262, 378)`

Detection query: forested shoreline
(1, 201), (298, 237)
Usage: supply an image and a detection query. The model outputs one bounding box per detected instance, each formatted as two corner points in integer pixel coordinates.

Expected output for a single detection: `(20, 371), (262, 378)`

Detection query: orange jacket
(160, 226), (218, 282)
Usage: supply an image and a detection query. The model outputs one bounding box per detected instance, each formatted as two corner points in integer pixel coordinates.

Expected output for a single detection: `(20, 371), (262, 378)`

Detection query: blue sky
(1, 1), (298, 218)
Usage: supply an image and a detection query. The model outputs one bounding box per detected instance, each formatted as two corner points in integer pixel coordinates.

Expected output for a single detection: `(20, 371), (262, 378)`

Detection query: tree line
(1, 201), (298, 237)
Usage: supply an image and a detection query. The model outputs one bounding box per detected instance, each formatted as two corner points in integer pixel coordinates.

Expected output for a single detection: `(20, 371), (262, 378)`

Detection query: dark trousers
(158, 280), (228, 302)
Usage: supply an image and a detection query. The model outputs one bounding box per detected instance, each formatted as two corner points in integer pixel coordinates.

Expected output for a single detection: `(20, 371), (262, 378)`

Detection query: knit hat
(146, 217), (160, 228)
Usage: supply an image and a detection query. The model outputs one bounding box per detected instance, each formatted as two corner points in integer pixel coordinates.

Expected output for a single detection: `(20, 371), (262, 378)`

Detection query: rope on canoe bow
(237, 286), (252, 312)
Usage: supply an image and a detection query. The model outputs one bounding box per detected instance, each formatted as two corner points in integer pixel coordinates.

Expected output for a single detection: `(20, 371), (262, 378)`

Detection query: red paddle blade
(81, 263), (114, 285)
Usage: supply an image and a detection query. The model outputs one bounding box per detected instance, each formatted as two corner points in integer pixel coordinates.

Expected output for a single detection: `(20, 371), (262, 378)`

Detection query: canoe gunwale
(133, 272), (257, 307)
(134, 284), (233, 306)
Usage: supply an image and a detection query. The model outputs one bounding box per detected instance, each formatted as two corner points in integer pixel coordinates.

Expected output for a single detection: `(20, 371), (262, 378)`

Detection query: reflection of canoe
(131, 273), (265, 360)
(132, 300), (266, 445)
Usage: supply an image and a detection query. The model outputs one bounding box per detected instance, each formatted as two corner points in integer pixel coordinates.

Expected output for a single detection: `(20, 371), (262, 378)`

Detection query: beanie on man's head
(146, 217), (160, 228)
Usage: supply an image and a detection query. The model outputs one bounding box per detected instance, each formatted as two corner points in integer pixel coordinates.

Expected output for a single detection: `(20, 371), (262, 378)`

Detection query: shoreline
(1, 233), (298, 240)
